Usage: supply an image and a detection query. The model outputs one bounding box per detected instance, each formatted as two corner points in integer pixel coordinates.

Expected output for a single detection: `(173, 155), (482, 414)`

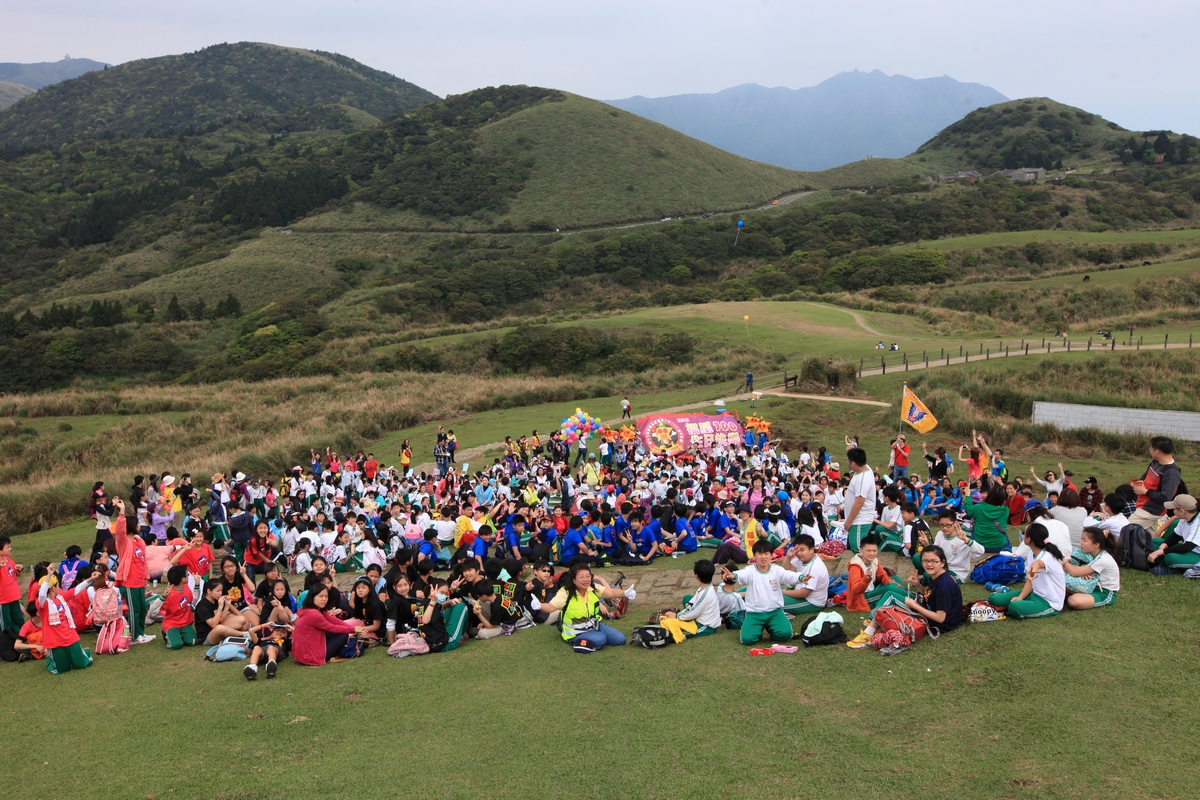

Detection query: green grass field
(895, 228), (1200, 252)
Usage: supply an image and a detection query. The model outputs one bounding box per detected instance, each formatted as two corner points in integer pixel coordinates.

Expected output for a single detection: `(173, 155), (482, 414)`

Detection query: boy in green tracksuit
(720, 539), (805, 646)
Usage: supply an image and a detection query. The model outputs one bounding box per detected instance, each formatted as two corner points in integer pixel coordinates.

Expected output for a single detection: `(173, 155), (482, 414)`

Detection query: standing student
(988, 523), (1066, 619)
(1063, 527), (1121, 609)
(0, 536), (25, 633)
(721, 539), (805, 647)
(843, 448), (877, 553)
(110, 498), (155, 645)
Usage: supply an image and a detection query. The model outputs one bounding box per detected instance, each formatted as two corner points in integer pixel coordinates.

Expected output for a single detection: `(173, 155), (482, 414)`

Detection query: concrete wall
(1032, 401), (1200, 441)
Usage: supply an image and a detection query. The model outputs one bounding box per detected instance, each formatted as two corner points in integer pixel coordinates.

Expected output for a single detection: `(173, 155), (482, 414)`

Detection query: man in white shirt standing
(844, 447), (877, 553)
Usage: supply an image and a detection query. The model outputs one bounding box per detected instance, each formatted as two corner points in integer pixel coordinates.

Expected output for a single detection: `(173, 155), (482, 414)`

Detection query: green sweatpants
(1165, 551), (1200, 569)
(988, 591), (1059, 619)
(875, 525), (904, 553)
(45, 642), (93, 674)
(867, 583), (909, 609)
(120, 585), (148, 639)
(739, 608), (793, 645)
(0, 600), (25, 632)
(165, 624), (198, 649)
(847, 524), (874, 553)
(782, 599), (823, 614)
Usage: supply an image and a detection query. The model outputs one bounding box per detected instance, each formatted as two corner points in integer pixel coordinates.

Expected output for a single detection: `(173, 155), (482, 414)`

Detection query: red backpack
(95, 617), (130, 655)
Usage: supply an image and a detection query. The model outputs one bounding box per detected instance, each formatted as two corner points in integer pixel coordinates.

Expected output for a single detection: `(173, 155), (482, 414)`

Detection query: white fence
(1032, 401), (1200, 441)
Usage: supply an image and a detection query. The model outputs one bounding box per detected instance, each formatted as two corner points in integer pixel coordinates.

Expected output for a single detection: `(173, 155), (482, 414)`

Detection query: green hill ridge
(0, 42), (439, 148)
(0, 80), (35, 111)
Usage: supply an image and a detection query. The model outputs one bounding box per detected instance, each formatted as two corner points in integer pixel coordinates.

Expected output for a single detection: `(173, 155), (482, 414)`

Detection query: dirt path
(808, 303), (887, 337)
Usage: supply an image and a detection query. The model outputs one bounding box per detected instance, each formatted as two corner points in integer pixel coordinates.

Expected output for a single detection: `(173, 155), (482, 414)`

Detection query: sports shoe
(771, 644), (799, 654)
(133, 635), (156, 645)
(265, 660), (277, 679)
(573, 644), (596, 654)
(243, 664), (257, 681)
(846, 632), (872, 649)
(748, 648), (774, 656)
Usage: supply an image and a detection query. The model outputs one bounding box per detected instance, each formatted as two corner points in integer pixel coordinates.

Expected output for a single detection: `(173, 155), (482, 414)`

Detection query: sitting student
(469, 525), (496, 565)
(1017, 507), (1073, 569)
(161, 565), (199, 650)
(873, 487), (905, 552)
(988, 523), (1066, 619)
(193, 579), (251, 646)
(417, 529), (440, 564)
(1063, 527), (1121, 609)
(468, 580), (515, 639)
(522, 561), (561, 625)
(629, 511), (659, 565)
(387, 578), (463, 656)
(56, 546), (88, 591)
(658, 559), (721, 642)
(348, 576), (386, 641)
(847, 545), (964, 648)
(593, 512), (619, 562)
(291, 585), (368, 666)
(244, 619), (291, 680)
(1092, 493), (1130, 541)
(559, 515), (599, 566)
(14, 601), (45, 661)
(293, 538), (315, 575)
(712, 505), (751, 567)
(721, 539), (806, 647)
(900, 503), (929, 559)
(384, 573), (420, 645)
(914, 511), (984, 583)
(36, 575), (94, 674)
(780, 534), (829, 614)
(794, 507), (824, 547)
(672, 505), (700, 554)
(1147, 494), (1199, 569)
(846, 535), (905, 612)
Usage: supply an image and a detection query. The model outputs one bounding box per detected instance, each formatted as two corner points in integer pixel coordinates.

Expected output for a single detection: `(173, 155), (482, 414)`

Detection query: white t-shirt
(432, 519), (457, 544)
(844, 468), (877, 526)
(1087, 551), (1121, 592)
(1094, 513), (1128, 537)
(789, 555), (830, 608)
(799, 452), (811, 466)
(799, 522), (824, 547)
(734, 564), (803, 613)
(1031, 551), (1066, 611)
(878, 503), (903, 531)
(294, 552), (313, 574)
(934, 532), (985, 583)
(677, 584), (722, 629)
(822, 489), (843, 519)
(1017, 518), (1074, 569)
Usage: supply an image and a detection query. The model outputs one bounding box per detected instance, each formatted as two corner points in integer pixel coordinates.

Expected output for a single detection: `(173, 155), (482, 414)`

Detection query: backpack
(970, 554), (1026, 586)
(95, 617), (130, 655)
(966, 601), (1006, 623)
(338, 636), (366, 660)
(799, 615), (847, 647)
(204, 638), (250, 662)
(631, 625), (674, 648)
(92, 586), (122, 624)
(874, 606), (930, 642)
(1117, 524), (1154, 571)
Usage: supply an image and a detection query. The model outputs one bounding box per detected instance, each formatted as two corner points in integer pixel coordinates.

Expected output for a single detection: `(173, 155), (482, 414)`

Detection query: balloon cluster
(561, 408), (604, 444)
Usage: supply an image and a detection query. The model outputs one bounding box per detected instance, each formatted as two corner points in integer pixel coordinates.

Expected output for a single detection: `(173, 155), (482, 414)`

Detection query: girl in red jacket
(110, 498), (155, 645)
(291, 585), (366, 667)
(36, 575), (94, 674)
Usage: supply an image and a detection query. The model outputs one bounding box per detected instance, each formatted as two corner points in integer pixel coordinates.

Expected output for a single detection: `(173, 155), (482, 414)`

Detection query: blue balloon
(737, 220), (744, 228)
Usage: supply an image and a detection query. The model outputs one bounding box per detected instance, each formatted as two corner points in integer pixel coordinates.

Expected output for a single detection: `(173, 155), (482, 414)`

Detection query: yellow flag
(901, 385), (938, 434)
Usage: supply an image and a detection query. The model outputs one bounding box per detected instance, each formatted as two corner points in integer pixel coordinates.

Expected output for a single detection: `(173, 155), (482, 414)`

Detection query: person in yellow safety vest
(538, 564), (635, 653)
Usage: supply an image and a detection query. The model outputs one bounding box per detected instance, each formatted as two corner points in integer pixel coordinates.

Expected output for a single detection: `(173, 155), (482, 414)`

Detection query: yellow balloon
(743, 315), (749, 322)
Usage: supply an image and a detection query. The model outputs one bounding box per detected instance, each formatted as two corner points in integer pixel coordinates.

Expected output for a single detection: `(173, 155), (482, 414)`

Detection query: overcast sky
(4, 0), (1197, 134)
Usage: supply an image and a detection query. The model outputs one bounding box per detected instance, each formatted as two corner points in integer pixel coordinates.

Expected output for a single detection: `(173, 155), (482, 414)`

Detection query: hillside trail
(808, 303), (886, 337)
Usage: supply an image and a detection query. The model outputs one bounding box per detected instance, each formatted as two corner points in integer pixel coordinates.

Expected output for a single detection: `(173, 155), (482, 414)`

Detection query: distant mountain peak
(609, 72), (1008, 171)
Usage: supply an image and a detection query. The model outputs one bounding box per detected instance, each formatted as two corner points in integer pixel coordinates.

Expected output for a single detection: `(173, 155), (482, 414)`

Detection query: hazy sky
(4, 0), (1197, 134)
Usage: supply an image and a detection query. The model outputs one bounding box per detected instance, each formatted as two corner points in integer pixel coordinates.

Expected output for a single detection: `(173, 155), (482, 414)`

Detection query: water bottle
(985, 582), (1009, 593)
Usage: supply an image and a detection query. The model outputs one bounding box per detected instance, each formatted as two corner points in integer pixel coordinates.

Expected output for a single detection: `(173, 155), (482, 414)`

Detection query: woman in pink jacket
(291, 585), (366, 666)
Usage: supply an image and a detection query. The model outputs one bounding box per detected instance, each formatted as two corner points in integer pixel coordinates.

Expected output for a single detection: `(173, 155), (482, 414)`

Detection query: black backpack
(631, 625), (674, 648)
(799, 615), (847, 647)
(1118, 524), (1154, 571)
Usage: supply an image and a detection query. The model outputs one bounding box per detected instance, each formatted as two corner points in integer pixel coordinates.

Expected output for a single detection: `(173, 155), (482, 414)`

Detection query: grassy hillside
(0, 42), (438, 148)
(0, 80), (34, 111)
(0, 56), (108, 90)
(911, 97), (1192, 173)
(475, 94), (809, 228)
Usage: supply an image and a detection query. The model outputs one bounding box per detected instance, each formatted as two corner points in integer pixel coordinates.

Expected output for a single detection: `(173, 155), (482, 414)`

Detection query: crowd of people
(0, 418), (1193, 675)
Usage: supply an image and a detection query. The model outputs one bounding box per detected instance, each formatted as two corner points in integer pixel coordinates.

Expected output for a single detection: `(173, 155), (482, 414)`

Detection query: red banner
(636, 413), (745, 455)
